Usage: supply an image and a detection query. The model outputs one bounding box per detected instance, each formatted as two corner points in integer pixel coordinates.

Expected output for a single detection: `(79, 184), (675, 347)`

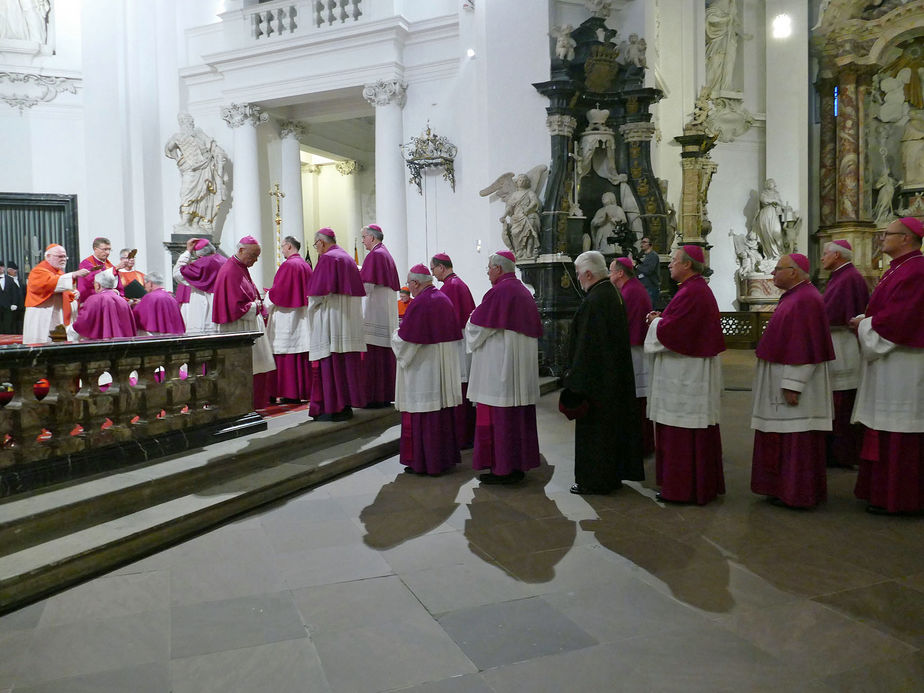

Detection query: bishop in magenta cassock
(610, 256), (655, 457)
(77, 236), (127, 305)
(132, 272), (185, 335)
(466, 251), (542, 485)
(645, 245), (726, 505)
(23, 244), (89, 344)
(359, 224), (400, 407)
(173, 238), (227, 334)
(307, 228), (367, 421)
(212, 236), (276, 410)
(821, 239), (869, 468)
(850, 217), (924, 514)
(70, 268), (137, 340)
(265, 236), (313, 403)
(431, 252), (477, 449)
(391, 265), (463, 475)
(751, 253), (835, 509)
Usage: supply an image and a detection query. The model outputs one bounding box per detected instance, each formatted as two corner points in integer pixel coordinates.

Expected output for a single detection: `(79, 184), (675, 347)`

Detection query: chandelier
(400, 123), (458, 194)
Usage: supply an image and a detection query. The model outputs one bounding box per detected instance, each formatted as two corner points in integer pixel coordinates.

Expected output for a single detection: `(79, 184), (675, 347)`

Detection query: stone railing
(719, 312), (773, 349)
(0, 332), (266, 497)
(243, 0), (364, 40)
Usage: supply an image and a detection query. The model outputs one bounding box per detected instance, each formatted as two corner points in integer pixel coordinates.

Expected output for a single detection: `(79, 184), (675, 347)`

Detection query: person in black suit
(1, 261), (26, 334)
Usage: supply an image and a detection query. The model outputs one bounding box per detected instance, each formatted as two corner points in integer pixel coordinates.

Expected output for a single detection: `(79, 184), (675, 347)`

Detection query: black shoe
(364, 401), (392, 409)
(312, 413), (334, 422)
(330, 407), (353, 422)
(865, 504), (892, 515)
(480, 470), (525, 485)
(570, 484), (610, 496)
(403, 466), (424, 475)
(276, 397), (301, 404)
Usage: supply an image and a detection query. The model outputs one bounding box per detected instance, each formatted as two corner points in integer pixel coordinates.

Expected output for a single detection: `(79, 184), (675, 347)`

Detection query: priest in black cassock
(561, 250), (644, 494)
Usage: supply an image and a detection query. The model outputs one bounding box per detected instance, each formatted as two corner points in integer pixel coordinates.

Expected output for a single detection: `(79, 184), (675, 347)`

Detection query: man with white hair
(172, 237), (227, 333)
(133, 271), (185, 335)
(561, 251), (643, 494)
(306, 228), (367, 421)
(645, 245), (726, 505)
(849, 217), (924, 514)
(391, 264), (463, 475)
(23, 245), (89, 344)
(751, 253), (834, 509)
(69, 268), (137, 340)
(212, 236), (276, 409)
(820, 239), (869, 468)
(265, 236), (313, 403)
(360, 224), (400, 408)
(466, 250), (542, 484)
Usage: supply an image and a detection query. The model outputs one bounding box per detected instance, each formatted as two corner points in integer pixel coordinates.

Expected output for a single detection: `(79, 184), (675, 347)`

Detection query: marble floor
(0, 351), (922, 692)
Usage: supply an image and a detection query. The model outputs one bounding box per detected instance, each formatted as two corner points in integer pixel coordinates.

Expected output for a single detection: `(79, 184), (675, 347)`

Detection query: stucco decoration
(0, 71), (78, 111)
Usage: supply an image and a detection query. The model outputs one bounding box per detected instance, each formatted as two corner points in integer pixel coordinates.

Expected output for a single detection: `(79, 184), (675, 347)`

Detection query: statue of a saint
(873, 172), (899, 226)
(754, 179), (785, 261)
(901, 109), (924, 190)
(0, 0), (50, 42)
(165, 113), (229, 232)
(586, 192), (627, 254)
(704, 0), (741, 97)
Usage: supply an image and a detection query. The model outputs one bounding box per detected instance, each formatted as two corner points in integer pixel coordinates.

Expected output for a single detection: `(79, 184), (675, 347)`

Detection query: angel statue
(550, 25), (576, 62)
(479, 166), (548, 261)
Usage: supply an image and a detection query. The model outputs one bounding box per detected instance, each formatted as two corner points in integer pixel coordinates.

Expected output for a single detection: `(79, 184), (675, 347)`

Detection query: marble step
(0, 407), (400, 559)
(0, 419), (400, 614)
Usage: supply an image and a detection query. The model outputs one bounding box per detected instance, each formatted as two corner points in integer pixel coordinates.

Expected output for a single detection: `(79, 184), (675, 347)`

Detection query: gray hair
(283, 236), (301, 252)
(489, 253), (515, 273)
(315, 230), (336, 244)
(407, 271), (432, 285)
(824, 241), (853, 261)
(363, 225), (384, 241)
(677, 249), (704, 275)
(574, 251), (608, 279)
(146, 271), (164, 286)
(96, 269), (118, 290)
(236, 240), (260, 252)
(193, 242), (216, 258)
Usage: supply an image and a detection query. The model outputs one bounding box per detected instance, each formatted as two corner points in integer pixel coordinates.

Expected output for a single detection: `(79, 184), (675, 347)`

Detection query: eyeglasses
(771, 265), (794, 274)
(879, 231), (909, 238)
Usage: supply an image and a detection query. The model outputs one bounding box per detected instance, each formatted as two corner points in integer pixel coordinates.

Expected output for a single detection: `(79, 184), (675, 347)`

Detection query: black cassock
(563, 278), (643, 491)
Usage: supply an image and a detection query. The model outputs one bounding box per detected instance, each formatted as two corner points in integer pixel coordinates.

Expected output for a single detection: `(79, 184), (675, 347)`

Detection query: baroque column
(279, 120), (307, 251)
(817, 78), (837, 228)
(362, 79), (408, 275)
(835, 70), (860, 223)
(222, 103), (268, 279)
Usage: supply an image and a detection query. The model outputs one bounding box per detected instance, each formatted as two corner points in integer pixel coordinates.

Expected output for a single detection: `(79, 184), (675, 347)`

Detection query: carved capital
(546, 114), (577, 137)
(279, 120), (306, 141)
(362, 80), (407, 108)
(619, 121), (656, 142)
(221, 103), (269, 128)
(303, 163), (321, 175)
(335, 160), (361, 175)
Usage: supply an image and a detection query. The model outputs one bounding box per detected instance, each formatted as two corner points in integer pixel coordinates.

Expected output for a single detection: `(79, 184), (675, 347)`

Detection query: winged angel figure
(479, 165), (548, 261)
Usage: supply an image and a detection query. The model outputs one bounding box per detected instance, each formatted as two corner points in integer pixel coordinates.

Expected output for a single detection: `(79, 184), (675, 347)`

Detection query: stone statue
(0, 0), (50, 42)
(479, 166), (548, 261)
(164, 113), (229, 233)
(754, 179), (785, 260)
(901, 108), (924, 189)
(620, 34), (646, 68)
(729, 228), (765, 275)
(877, 68), (911, 123)
(583, 0), (613, 20)
(586, 192), (628, 254)
(550, 25), (576, 62)
(704, 0), (741, 97)
(873, 172), (899, 226)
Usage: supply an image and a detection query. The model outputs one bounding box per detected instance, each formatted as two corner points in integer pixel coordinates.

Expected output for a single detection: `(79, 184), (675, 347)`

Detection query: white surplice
(264, 295), (310, 355)
(644, 317), (722, 428)
(362, 282), (398, 349)
(217, 303), (275, 375)
(630, 344), (649, 398)
(307, 293), (366, 361)
(829, 326), (862, 391)
(851, 318), (924, 433)
(391, 330), (463, 413)
(173, 251), (216, 335)
(750, 360), (833, 433)
(465, 322), (538, 408)
(22, 273), (75, 344)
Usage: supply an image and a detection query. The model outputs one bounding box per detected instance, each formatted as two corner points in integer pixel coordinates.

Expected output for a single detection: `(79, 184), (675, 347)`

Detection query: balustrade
(0, 332), (264, 497)
(243, 0), (363, 41)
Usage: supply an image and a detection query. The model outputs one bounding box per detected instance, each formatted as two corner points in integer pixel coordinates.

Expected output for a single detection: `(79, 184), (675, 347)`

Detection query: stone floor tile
(275, 542), (394, 590)
(437, 597), (597, 670)
(0, 601), (45, 633)
(389, 672), (495, 693)
(813, 580), (924, 647)
(170, 638), (330, 693)
(717, 599), (916, 678)
(38, 570), (169, 627)
(170, 590), (307, 658)
(12, 662), (169, 693)
(311, 616), (476, 693)
(821, 651), (924, 693)
(291, 575), (431, 635)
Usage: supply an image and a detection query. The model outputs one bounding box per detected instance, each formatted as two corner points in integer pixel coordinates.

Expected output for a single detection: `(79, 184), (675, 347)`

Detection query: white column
(279, 121), (306, 252)
(363, 79), (408, 275)
(765, 1), (809, 251)
(222, 103), (268, 280)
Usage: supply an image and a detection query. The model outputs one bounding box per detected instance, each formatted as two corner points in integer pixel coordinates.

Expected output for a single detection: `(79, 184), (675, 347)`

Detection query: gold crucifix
(268, 183), (285, 266)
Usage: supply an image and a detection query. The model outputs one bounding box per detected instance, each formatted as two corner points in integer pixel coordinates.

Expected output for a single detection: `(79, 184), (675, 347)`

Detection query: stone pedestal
(736, 274), (782, 312)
